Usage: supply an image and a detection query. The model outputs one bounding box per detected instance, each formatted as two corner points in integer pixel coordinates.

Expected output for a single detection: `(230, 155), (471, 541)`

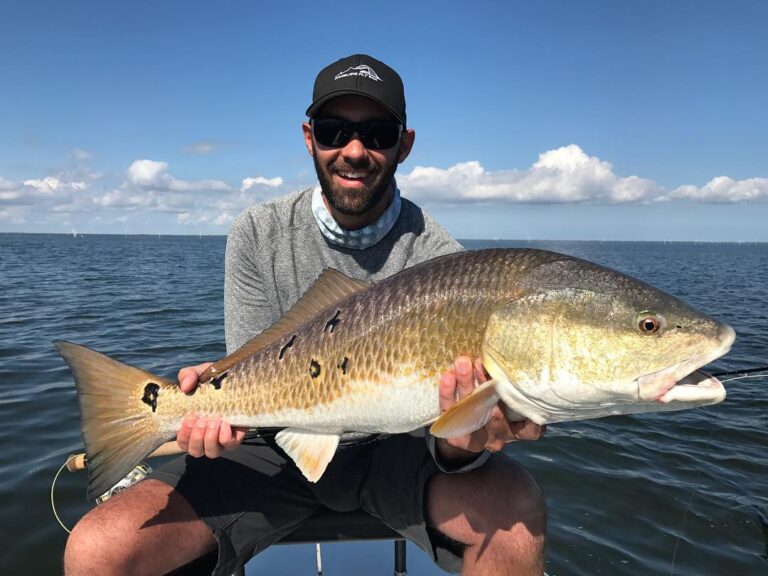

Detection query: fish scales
(159, 249), (561, 428)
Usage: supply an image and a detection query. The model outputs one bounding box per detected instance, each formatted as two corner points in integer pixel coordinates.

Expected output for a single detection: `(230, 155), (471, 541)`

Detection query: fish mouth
(636, 324), (735, 406)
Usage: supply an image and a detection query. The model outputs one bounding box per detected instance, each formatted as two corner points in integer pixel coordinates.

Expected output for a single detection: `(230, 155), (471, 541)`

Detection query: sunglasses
(311, 117), (403, 150)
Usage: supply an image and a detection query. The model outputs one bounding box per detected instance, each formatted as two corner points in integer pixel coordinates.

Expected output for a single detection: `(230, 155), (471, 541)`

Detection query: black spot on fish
(310, 359), (321, 378)
(338, 356), (349, 375)
(279, 335), (297, 360)
(142, 383), (160, 412)
(324, 310), (341, 333)
(211, 372), (227, 390)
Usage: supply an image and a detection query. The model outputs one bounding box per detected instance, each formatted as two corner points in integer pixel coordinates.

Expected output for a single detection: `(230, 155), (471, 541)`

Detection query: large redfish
(55, 249), (735, 499)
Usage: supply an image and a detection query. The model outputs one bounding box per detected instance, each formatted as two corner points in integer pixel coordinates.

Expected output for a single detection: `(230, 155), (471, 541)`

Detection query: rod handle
(66, 440), (184, 472)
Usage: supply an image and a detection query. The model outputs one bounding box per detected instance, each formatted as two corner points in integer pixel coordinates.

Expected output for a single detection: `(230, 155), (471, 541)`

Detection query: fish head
(482, 258), (735, 423)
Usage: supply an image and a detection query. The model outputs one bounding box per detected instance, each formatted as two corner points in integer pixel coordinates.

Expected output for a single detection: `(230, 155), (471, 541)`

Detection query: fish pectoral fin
(429, 380), (501, 438)
(275, 428), (341, 483)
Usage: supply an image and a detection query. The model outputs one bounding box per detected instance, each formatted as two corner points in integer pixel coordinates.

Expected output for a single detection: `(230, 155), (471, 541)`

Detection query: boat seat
(167, 508), (406, 576)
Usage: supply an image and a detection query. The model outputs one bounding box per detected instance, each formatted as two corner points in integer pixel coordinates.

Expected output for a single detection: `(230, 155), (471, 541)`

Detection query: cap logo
(334, 65), (382, 82)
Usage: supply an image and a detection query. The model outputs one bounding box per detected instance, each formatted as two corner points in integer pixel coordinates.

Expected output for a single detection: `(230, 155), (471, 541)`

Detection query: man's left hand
(436, 355), (545, 462)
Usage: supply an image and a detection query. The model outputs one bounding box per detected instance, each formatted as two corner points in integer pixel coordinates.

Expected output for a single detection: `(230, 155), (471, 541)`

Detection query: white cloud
(241, 176), (284, 192)
(91, 160), (285, 225)
(0, 174), (91, 209)
(401, 145), (663, 204)
(670, 176), (768, 202)
(128, 159), (168, 186)
(0, 177), (22, 203)
(0, 191), (20, 202)
(182, 141), (220, 156)
(214, 211), (233, 226)
(1, 146), (766, 233)
(23, 176), (62, 194)
(401, 145), (768, 205)
(93, 189), (153, 208)
(122, 159), (230, 198)
(0, 171), (96, 225)
(23, 176), (87, 194)
(168, 178), (231, 193)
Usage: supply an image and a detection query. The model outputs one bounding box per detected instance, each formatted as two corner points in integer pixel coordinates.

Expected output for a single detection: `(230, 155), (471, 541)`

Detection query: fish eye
(637, 313), (662, 335)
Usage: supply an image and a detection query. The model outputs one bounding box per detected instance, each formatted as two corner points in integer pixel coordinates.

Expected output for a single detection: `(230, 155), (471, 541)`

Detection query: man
(64, 54), (546, 576)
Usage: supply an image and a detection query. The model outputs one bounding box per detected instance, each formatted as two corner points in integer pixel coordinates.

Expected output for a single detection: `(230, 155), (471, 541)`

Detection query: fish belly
(222, 378), (440, 434)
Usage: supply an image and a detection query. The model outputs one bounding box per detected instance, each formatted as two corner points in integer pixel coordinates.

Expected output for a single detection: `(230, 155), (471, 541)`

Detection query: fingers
(177, 362), (214, 394)
(176, 415), (245, 458)
(176, 414), (197, 452)
(439, 370), (458, 413)
(438, 356), (488, 454)
(438, 355), (485, 414)
(436, 354), (547, 456)
(203, 417), (224, 459)
(473, 357), (490, 383)
(188, 417), (210, 458)
(454, 356), (475, 399)
(218, 422), (248, 451)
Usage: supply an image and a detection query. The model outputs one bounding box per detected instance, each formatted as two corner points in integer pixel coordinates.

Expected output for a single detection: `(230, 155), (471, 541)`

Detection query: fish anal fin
(430, 380), (501, 438)
(201, 269), (368, 382)
(275, 428), (341, 483)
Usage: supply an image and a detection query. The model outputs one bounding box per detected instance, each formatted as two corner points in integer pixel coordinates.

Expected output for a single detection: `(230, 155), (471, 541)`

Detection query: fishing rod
(59, 364), (768, 474)
(53, 365), (768, 529)
(708, 365), (768, 382)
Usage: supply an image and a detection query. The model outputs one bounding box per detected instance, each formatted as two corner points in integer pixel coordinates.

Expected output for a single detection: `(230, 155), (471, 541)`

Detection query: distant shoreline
(1, 232), (765, 245)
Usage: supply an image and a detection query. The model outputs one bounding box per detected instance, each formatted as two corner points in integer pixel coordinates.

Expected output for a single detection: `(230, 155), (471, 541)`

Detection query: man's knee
(64, 503), (136, 574)
(428, 454), (546, 541)
(63, 479), (215, 576)
(469, 454), (546, 534)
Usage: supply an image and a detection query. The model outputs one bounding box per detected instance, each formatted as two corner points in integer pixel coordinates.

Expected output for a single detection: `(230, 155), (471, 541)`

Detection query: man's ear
(302, 122), (314, 156)
(397, 129), (415, 164)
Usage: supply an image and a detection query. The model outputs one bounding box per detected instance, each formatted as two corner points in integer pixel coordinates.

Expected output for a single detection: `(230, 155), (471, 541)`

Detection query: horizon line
(0, 232), (765, 245)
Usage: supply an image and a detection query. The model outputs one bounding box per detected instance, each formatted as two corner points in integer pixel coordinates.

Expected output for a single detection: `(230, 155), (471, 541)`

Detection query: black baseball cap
(306, 54), (407, 127)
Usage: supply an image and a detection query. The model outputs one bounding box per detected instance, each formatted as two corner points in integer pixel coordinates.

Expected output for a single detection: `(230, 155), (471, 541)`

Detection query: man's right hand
(176, 362), (248, 458)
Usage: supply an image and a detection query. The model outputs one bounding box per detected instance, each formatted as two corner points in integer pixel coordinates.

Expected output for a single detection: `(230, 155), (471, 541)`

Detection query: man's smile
(332, 166), (377, 187)
(337, 170), (370, 180)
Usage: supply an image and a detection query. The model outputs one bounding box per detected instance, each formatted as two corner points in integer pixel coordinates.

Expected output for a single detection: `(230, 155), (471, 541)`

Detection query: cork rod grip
(65, 440), (184, 472)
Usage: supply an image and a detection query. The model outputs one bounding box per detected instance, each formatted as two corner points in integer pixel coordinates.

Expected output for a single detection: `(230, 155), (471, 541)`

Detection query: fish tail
(54, 341), (175, 500)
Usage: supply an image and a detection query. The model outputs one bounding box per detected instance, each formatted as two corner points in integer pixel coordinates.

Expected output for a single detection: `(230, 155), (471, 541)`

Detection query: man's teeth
(338, 171), (369, 179)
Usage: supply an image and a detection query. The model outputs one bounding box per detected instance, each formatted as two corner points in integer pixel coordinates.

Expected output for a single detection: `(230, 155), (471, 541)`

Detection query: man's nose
(340, 133), (367, 161)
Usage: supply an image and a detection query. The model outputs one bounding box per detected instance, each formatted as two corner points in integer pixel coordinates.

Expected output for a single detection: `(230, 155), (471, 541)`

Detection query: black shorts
(151, 430), (464, 575)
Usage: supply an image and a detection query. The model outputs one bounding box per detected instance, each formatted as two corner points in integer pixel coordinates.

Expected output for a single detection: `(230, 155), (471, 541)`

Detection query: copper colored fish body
(55, 249), (735, 499)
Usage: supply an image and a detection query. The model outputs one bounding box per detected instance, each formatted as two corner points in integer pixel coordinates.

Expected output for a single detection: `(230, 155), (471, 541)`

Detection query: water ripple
(2, 235), (766, 574)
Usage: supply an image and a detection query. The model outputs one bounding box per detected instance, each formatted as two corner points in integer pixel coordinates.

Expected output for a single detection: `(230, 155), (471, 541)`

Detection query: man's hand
(436, 356), (545, 463)
(175, 362), (248, 458)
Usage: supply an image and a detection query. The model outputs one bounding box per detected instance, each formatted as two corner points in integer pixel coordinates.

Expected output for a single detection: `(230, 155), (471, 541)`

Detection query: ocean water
(0, 233), (765, 575)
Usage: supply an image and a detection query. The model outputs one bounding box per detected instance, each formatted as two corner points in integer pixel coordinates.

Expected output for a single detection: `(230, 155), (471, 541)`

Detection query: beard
(312, 143), (398, 217)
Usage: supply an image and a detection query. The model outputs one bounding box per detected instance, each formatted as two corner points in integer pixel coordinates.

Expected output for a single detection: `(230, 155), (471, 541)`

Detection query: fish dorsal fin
(200, 269), (368, 382)
(278, 268), (368, 321)
(429, 380), (501, 438)
(275, 428), (341, 482)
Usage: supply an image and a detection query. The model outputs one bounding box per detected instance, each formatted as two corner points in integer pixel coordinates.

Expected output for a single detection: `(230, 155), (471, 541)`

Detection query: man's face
(303, 95), (414, 218)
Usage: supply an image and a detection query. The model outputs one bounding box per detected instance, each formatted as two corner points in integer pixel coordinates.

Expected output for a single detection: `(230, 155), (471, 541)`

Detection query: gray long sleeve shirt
(224, 187), (462, 352)
(223, 186), (489, 472)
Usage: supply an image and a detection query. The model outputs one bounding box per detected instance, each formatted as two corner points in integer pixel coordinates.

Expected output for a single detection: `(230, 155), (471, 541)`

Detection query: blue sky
(1, 0), (766, 240)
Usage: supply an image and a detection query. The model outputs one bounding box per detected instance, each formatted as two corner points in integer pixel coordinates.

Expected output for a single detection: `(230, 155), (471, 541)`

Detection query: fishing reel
(51, 454), (155, 533)
(93, 462), (153, 504)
